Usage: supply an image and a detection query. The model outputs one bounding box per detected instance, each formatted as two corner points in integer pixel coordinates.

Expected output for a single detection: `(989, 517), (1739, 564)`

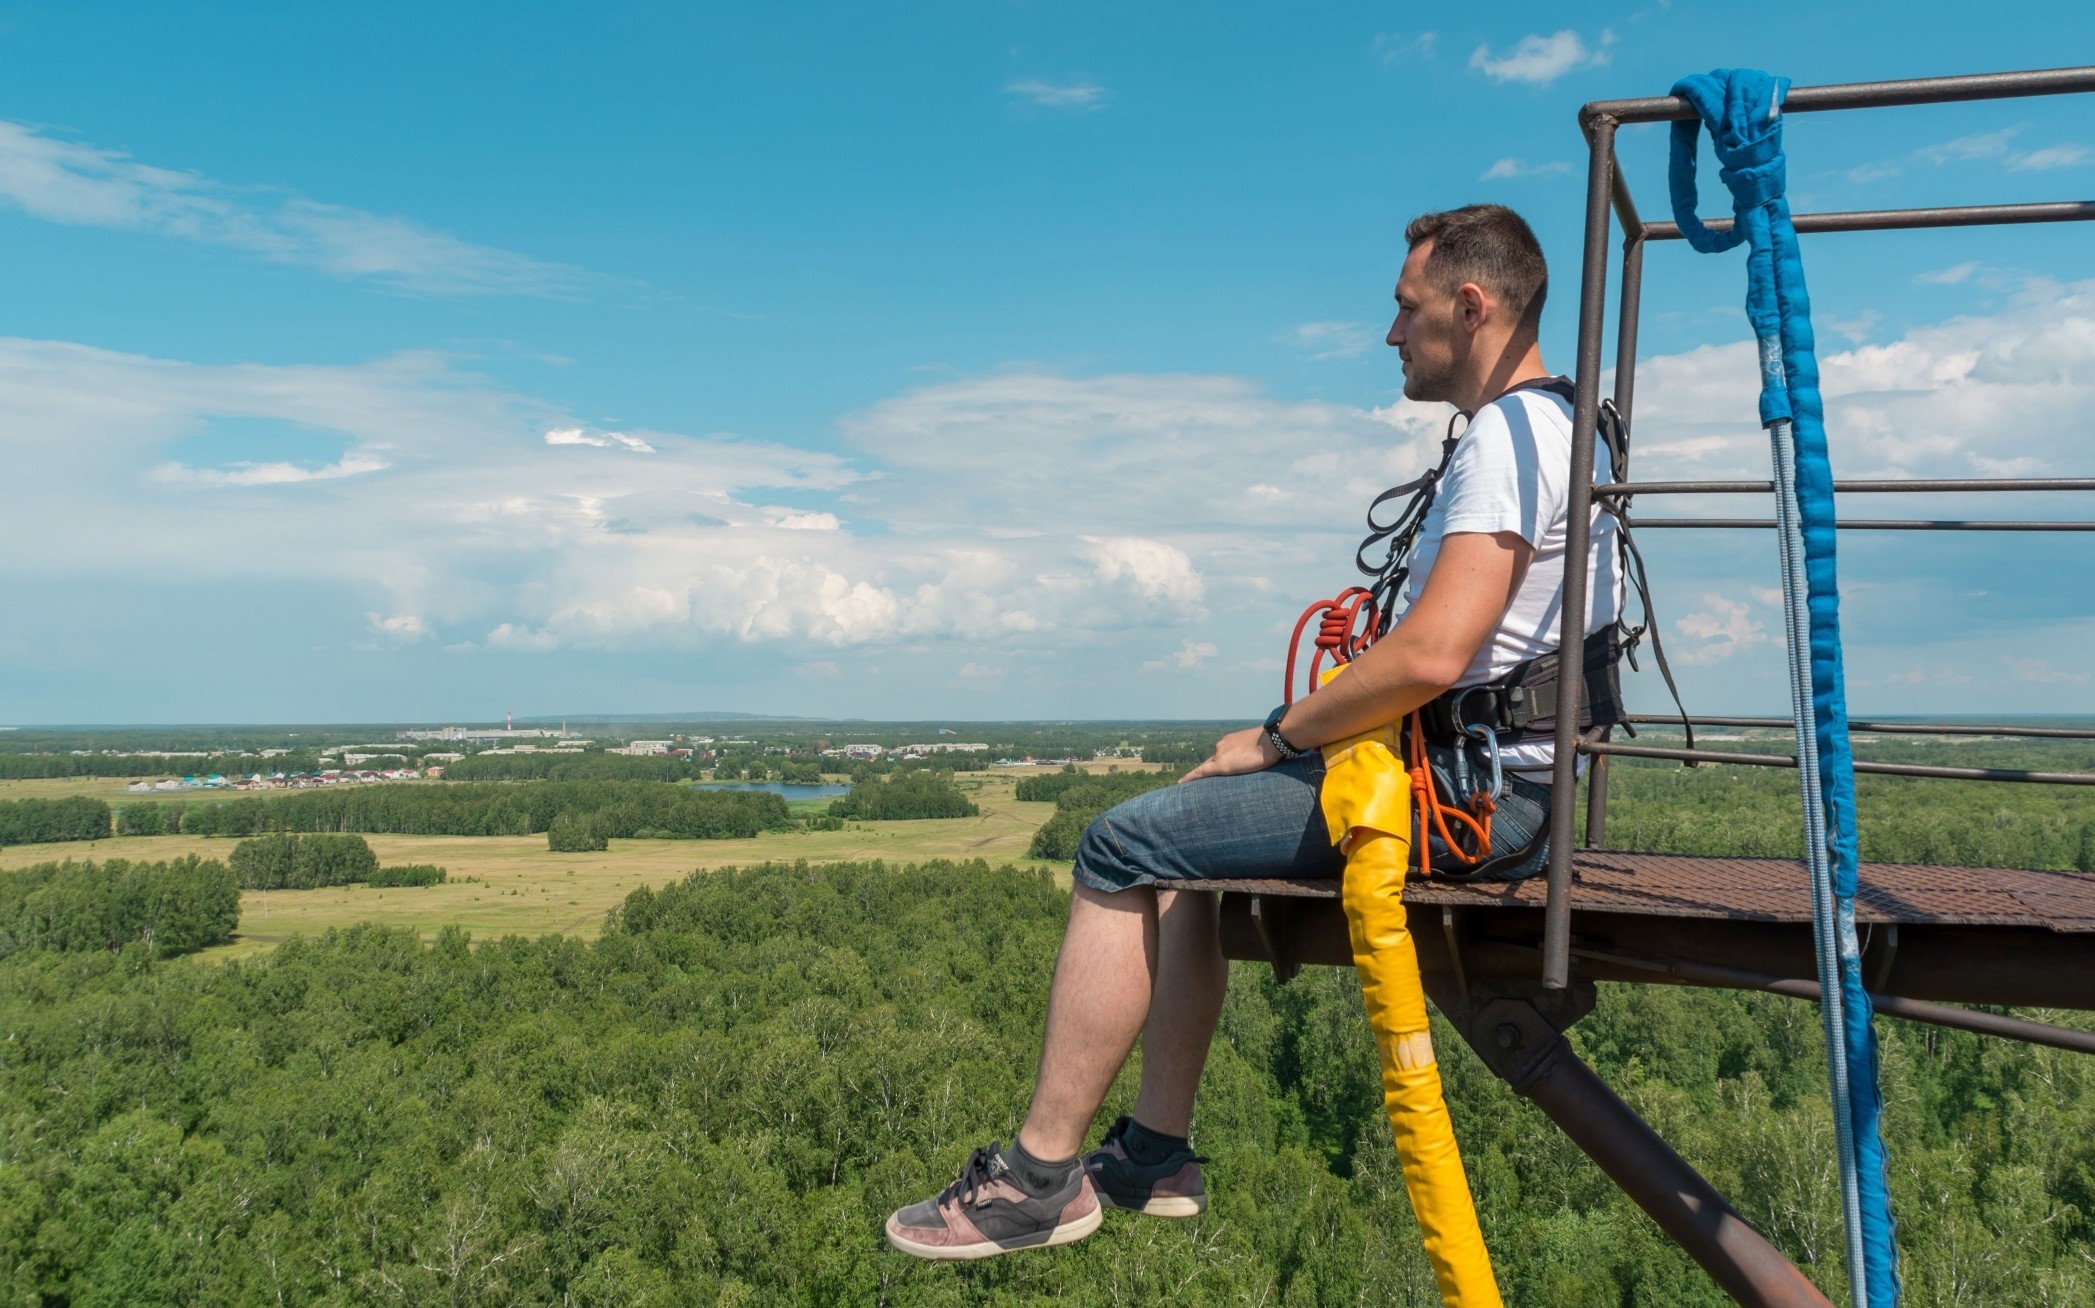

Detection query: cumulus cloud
(1144, 639), (1218, 671)
(0, 120), (586, 295)
(367, 613), (430, 643)
(1674, 593), (1773, 665)
(1005, 79), (1108, 110)
(1468, 31), (1609, 86)
(544, 427), (655, 452)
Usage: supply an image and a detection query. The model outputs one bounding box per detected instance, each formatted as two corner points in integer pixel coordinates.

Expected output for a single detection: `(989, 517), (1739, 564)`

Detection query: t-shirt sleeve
(1434, 399), (1554, 547)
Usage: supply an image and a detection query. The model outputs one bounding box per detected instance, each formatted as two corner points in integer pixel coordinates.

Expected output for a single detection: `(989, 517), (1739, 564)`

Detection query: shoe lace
(941, 1142), (1004, 1208)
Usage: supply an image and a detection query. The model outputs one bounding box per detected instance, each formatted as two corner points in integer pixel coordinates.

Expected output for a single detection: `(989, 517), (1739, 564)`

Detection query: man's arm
(1182, 529), (1532, 782)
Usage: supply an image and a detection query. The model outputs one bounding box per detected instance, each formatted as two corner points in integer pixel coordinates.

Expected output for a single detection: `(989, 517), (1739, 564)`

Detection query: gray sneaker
(1084, 1116), (1209, 1217)
(885, 1142), (1102, 1261)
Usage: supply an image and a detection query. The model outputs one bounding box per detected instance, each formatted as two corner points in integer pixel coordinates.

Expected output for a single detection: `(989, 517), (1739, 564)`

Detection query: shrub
(228, 833), (378, 889)
(367, 864), (446, 887)
(548, 812), (609, 852)
(0, 796), (112, 846)
(828, 771), (978, 820)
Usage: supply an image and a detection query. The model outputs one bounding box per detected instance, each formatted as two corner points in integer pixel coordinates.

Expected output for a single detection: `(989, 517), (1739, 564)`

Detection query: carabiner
(1461, 720), (1505, 803)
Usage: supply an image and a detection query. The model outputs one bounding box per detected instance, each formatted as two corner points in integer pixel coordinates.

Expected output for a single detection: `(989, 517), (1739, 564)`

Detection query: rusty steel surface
(1198, 850), (2095, 933)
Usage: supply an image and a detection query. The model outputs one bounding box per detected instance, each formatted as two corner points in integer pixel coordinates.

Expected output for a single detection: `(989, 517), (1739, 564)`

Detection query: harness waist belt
(1414, 623), (1629, 748)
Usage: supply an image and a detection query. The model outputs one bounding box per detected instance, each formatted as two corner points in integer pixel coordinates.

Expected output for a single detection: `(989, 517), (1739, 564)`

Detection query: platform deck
(1200, 850), (2095, 931)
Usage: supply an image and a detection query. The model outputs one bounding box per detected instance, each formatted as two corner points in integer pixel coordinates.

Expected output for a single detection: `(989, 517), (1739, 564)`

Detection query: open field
(0, 775), (176, 801)
(0, 772), (1073, 961)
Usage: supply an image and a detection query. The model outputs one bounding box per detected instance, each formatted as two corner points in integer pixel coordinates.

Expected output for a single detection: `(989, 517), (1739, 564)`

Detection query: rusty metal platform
(1203, 849), (2095, 930)
(1211, 851), (2095, 1010)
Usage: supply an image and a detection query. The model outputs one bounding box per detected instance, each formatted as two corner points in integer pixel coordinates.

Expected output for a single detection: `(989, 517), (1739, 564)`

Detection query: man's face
(1387, 241), (1461, 403)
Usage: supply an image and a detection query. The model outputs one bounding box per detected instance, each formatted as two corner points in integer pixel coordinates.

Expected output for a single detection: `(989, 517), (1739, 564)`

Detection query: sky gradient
(4, 1), (2093, 723)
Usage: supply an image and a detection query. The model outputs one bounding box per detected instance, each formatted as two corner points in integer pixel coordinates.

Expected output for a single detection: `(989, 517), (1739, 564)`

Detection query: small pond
(693, 782), (851, 801)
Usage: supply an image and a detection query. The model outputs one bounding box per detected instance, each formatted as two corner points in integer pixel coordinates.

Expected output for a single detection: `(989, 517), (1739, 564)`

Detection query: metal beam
(1583, 740), (2095, 785)
(1576, 947), (2095, 1056)
(1598, 478), (2095, 496)
(1645, 200), (2095, 240)
(1626, 517), (2095, 532)
(1426, 982), (1836, 1308)
(1623, 714), (2095, 741)
(1583, 65), (2095, 126)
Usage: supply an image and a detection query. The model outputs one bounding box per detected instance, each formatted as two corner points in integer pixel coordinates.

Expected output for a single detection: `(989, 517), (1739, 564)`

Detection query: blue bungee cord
(1666, 67), (1900, 1307)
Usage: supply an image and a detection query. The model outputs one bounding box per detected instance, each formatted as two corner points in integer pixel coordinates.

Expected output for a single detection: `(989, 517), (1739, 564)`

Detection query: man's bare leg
(1016, 882), (1158, 1160)
(1130, 888), (1226, 1137)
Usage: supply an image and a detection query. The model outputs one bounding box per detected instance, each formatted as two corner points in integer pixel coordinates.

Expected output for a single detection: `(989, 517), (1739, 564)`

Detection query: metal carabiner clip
(1449, 688), (1506, 804)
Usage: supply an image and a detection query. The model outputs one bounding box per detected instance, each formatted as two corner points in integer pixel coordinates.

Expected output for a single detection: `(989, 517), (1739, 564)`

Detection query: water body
(694, 782), (850, 801)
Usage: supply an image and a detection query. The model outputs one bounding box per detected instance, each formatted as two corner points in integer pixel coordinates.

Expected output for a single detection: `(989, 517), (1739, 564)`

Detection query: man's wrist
(1262, 705), (1306, 760)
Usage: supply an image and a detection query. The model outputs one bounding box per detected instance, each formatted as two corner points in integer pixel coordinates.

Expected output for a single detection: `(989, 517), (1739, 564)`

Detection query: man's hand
(1180, 727), (1281, 783)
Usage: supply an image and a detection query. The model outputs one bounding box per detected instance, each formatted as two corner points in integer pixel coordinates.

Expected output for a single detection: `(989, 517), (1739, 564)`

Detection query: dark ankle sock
(1007, 1138), (1079, 1194)
(1122, 1118), (1189, 1167)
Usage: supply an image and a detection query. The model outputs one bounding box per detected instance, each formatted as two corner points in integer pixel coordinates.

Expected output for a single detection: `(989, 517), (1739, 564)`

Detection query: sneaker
(1084, 1116), (1209, 1217)
(885, 1141), (1101, 1261)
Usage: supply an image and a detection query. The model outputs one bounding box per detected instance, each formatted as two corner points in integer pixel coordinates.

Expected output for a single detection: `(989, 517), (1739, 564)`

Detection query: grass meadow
(0, 770), (1123, 961)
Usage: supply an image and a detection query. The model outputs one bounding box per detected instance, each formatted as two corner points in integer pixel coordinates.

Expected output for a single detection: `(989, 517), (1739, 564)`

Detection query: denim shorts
(1071, 747), (1553, 894)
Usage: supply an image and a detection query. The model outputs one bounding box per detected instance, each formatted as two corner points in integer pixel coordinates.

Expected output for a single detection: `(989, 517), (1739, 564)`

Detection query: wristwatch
(1263, 705), (1306, 760)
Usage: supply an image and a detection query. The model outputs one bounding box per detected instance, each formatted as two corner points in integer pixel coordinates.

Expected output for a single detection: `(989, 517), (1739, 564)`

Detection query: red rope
(1283, 587), (1494, 871)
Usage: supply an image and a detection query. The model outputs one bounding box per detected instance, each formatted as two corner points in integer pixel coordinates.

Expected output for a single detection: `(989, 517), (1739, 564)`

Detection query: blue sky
(3, 0), (2092, 723)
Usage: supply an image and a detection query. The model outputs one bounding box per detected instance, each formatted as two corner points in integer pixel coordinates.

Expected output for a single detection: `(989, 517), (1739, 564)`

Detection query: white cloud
(1005, 79), (1108, 110)
(1087, 537), (1207, 609)
(367, 613), (430, 643)
(152, 450), (390, 485)
(1481, 157), (1573, 180)
(1468, 31), (1609, 86)
(544, 427), (655, 452)
(0, 120), (585, 295)
(1372, 31), (1437, 63)
(1674, 593), (1772, 665)
(1144, 639), (1218, 671)
(1917, 127), (2020, 165)
(2003, 656), (2090, 685)
(762, 508), (841, 531)
(1915, 261), (1980, 286)
(2009, 143), (2090, 172)
(1911, 126), (2088, 174)
(1287, 321), (1379, 359)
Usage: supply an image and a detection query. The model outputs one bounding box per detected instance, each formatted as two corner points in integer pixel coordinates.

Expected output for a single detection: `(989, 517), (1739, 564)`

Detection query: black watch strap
(1263, 706), (1305, 760)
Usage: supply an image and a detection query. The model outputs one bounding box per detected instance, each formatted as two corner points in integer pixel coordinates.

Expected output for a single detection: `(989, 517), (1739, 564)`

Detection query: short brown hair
(1404, 204), (1548, 318)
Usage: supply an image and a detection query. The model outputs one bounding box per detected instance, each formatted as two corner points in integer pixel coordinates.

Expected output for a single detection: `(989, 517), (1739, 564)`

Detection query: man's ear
(1457, 282), (1488, 332)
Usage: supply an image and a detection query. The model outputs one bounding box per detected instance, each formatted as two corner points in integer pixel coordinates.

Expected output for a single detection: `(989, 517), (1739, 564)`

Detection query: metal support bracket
(1249, 893), (1299, 984)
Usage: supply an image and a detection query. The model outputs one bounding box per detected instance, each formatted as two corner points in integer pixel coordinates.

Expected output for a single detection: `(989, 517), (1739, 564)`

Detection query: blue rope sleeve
(1669, 67), (1900, 1308)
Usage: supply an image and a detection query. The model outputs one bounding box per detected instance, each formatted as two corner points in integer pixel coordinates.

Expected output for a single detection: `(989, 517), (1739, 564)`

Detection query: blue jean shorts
(1071, 748), (1553, 894)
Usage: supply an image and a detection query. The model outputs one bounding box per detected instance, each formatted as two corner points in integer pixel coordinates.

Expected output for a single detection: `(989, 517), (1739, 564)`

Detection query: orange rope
(1405, 709), (1494, 877)
(1287, 589), (1498, 875)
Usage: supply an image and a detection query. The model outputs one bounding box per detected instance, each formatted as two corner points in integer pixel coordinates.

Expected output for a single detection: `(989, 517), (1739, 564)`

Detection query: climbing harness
(1670, 66), (1900, 1307)
(1284, 377), (1686, 878)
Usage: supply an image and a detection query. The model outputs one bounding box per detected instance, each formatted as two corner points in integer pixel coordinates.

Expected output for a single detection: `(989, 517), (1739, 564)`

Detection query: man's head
(1388, 204), (1548, 405)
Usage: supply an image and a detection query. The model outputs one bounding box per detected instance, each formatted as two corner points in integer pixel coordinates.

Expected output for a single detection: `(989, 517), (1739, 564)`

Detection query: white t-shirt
(1399, 382), (1624, 775)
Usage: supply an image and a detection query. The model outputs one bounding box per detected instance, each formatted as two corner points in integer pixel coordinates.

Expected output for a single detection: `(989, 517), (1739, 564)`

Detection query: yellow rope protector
(1318, 676), (1502, 1307)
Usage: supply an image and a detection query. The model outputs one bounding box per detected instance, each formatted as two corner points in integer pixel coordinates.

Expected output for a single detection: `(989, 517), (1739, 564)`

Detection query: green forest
(1, 858), (2088, 1305)
(114, 783), (793, 842)
(828, 772), (979, 821)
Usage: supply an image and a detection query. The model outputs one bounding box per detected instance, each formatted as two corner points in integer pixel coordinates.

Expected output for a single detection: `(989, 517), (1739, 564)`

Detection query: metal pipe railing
(1582, 65), (2095, 125)
(1624, 713), (2095, 741)
(1583, 741), (2095, 786)
(1599, 478), (2095, 496)
(1546, 112), (1620, 990)
(1646, 200), (2095, 241)
(1548, 66), (2095, 991)
(1627, 518), (2095, 531)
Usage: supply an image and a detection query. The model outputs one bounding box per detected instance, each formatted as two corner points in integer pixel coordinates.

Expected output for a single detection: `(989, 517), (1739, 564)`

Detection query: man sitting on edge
(886, 203), (1622, 1260)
